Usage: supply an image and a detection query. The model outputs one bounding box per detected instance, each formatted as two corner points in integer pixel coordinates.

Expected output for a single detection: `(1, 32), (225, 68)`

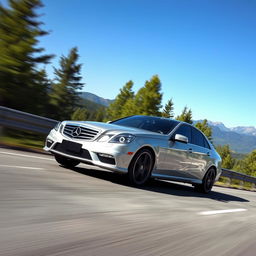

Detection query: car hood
(63, 120), (167, 139)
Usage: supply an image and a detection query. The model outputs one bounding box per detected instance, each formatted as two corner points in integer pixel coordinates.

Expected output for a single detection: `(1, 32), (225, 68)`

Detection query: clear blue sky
(6, 0), (256, 127)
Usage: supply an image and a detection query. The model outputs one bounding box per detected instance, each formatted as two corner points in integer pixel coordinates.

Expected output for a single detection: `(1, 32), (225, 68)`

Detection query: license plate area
(62, 140), (82, 153)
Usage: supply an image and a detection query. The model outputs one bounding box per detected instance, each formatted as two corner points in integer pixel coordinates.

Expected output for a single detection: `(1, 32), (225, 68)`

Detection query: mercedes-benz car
(44, 115), (222, 193)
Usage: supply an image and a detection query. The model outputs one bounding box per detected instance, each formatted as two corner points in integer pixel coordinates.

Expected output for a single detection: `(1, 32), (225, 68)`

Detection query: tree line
(1, 0), (255, 176)
(0, 0), (85, 121)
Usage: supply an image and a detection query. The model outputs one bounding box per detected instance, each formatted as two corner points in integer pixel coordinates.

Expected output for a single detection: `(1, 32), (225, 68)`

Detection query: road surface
(0, 148), (255, 256)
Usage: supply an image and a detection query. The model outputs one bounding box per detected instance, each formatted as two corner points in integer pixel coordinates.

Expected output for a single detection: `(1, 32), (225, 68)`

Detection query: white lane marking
(198, 208), (247, 216)
(0, 151), (54, 161)
(0, 165), (44, 170)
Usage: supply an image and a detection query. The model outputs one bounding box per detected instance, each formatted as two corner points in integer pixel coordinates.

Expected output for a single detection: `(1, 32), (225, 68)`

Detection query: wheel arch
(204, 165), (217, 180)
(129, 146), (156, 169)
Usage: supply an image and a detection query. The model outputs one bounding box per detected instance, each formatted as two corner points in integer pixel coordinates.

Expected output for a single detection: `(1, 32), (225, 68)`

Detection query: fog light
(98, 153), (114, 158)
(46, 139), (53, 148)
(97, 153), (116, 165)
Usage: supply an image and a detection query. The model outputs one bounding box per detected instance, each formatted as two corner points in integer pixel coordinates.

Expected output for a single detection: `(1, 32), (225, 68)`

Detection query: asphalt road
(0, 148), (255, 256)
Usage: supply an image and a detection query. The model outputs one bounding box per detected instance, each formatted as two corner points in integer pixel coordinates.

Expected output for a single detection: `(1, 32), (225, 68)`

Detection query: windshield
(111, 116), (179, 134)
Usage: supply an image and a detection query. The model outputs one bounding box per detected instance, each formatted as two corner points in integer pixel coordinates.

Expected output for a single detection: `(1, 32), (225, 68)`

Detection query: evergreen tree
(94, 107), (106, 122)
(162, 99), (174, 118)
(176, 106), (193, 124)
(195, 119), (212, 142)
(0, 0), (53, 113)
(71, 107), (88, 121)
(216, 145), (235, 169)
(234, 150), (256, 176)
(120, 97), (137, 117)
(49, 47), (84, 120)
(106, 80), (134, 120)
(132, 75), (162, 116)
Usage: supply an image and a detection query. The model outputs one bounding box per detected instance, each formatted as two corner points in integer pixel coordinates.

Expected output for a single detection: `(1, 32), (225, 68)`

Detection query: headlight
(109, 134), (135, 144)
(54, 122), (61, 131)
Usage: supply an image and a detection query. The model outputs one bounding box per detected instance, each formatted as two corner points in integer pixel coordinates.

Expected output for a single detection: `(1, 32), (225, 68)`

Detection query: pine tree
(162, 99), (174, 118)
(71, 107), (88, 121)
(106, 80), (134, 120)
(132, 75), (162, 116)
(49, 47), (84, 120)
(195, 119), (212, 142)
(94, 107), (106, 122)
(234, 150), (256, 176)
(0, 0), (53, 113)
(216, 145), (235, 169)
(176, 106), (193, 124)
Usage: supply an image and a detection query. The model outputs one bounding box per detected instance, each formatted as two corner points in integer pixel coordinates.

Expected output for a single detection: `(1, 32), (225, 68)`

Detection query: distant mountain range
(207, 121), (256, 137)
(80, 92), (113, 107)
(203, 121), (256, 154)
(81, 91), (256, 154)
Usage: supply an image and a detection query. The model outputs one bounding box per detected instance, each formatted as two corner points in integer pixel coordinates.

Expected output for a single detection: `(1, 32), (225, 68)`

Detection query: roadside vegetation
(0, 0), (255, 184)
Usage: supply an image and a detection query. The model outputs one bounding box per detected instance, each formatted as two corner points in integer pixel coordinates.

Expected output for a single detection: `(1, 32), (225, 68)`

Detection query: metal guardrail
(1, 106), (256, 187)
(0, 106), (58, 134)
(221, 168), (256, 185)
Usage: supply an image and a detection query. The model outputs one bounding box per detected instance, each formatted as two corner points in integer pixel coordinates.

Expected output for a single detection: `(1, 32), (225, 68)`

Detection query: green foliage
(94, 107), (106, 122)
(106, 80), (134, 120)
(216, 145), (235, 169)
(0, 0), (53, 113)
(71, 107), (88, 121)
(176, 106), (193, 124)
(234, 150), (256, 176)
(49, 47), (84, 120)
(195, 119), (212, 142)
(162, 99), (174, 118)
(131, 75), (162, 116)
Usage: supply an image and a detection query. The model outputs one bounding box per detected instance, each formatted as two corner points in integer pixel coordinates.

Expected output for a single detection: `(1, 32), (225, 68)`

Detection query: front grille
(63, 124), (100, 140)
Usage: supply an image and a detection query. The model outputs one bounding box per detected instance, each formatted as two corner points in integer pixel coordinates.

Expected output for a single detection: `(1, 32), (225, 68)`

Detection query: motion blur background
(0, 1), (256, 255)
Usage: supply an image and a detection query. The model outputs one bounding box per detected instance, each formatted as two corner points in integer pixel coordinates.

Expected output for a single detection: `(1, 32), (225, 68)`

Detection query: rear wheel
(54, 155), (80, 168)
(128, 149), (154, 186)
(194, 167), (216, 193)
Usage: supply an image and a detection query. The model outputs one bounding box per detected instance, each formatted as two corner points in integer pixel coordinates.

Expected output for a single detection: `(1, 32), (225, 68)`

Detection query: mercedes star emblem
(72, 127), (81, 137)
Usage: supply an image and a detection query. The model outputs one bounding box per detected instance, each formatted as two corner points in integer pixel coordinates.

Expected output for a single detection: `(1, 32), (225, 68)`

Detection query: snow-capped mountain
(230, 126), (256, 136)
(195, 120), (256, 153)
(207, 121), (256, 137)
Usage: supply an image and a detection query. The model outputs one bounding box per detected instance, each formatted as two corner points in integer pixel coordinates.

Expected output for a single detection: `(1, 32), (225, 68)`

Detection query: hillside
(196, 121), (256, 154)
(80, 92), (113, 107)
(211, 126), (256, 153)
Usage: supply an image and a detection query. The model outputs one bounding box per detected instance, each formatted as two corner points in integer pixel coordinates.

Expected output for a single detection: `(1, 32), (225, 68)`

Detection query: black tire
(54, 154), (80, 168)
(194, 167), (216, 193)
(128, 149), (154, 186)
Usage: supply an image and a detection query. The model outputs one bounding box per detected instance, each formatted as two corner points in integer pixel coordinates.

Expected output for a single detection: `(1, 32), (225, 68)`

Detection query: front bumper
(44, 129), (136, 173)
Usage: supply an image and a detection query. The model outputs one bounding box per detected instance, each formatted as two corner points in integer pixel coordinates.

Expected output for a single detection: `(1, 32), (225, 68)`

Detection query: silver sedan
(44, 115), (222, 193)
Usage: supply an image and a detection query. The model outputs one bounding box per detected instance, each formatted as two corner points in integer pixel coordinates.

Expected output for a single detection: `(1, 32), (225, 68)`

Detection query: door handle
(188, 148), (193, 153)
(207, 152), (210, 156)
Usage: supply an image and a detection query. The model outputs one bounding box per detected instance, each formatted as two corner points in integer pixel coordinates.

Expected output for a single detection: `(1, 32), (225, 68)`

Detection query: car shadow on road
(71, 166), (249, 203)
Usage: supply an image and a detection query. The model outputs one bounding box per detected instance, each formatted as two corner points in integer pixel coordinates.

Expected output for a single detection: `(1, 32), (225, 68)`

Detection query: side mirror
(106, 121), (112, 124)
(173, 134), (188, 144)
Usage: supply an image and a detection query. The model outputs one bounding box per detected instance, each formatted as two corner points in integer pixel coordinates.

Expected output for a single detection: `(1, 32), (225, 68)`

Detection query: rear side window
(191, 127), (205, 147)
(203, 137), (211, 149)
(174, 124), (192, 143)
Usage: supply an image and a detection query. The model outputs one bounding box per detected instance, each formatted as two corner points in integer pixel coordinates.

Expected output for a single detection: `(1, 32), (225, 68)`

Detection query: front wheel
(194, 167), (216, 193)
(54, 155), (80, 168)
(128, 149), (154, 186)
